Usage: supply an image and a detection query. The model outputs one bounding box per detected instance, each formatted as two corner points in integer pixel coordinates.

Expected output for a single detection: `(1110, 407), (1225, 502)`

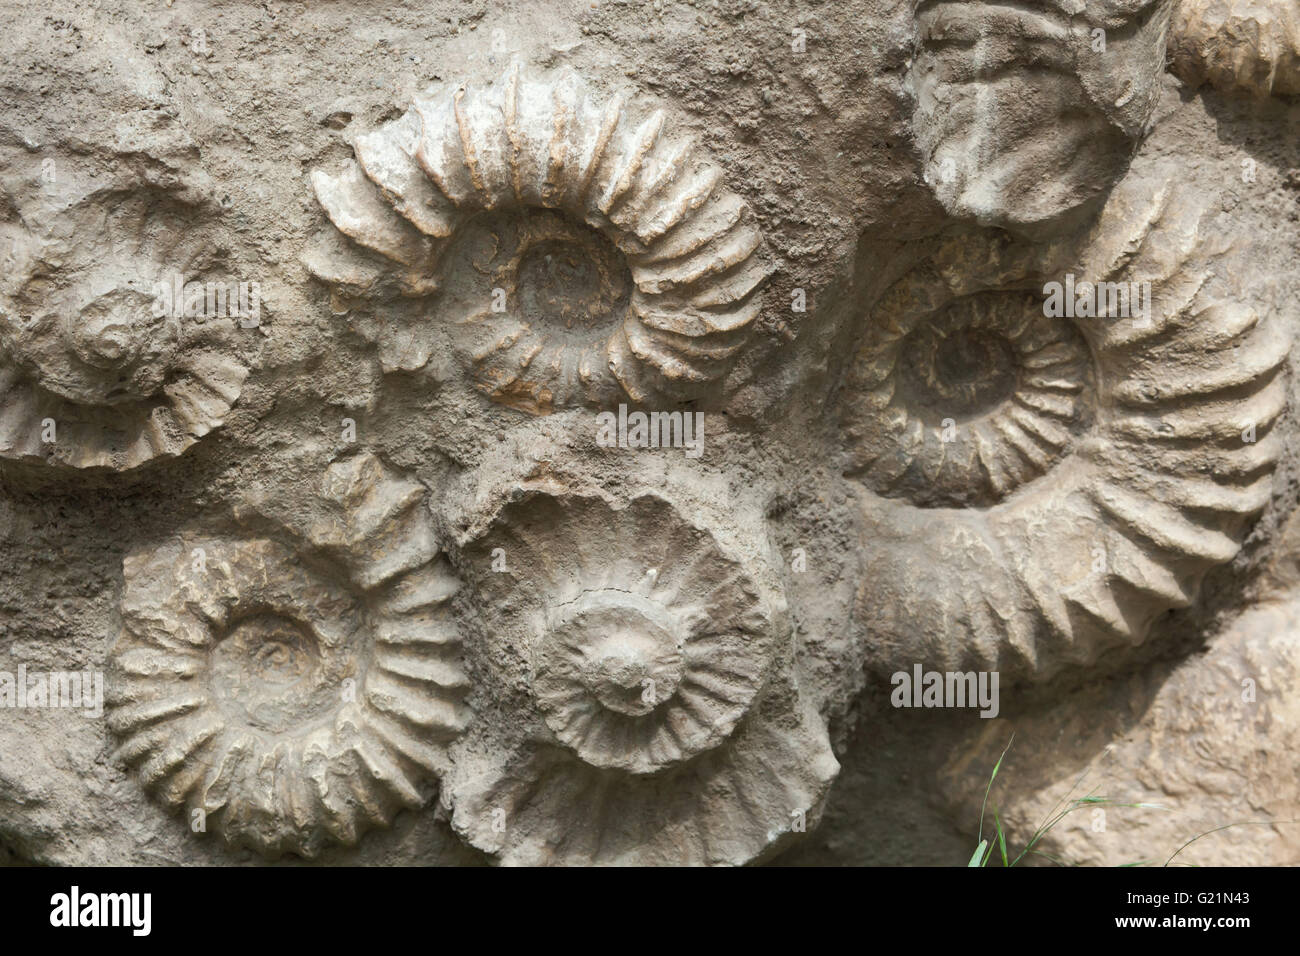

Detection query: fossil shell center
(540, 590), (686, 721)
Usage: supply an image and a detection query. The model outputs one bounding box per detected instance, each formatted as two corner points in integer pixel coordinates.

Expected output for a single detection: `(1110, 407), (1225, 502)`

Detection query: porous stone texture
(1172, 0), (1300, 98)
(0, 0), (1297, 866)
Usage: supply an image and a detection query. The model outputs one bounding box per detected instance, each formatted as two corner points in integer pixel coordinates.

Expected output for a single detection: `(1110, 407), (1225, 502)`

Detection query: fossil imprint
(844, 163), (1290, 679)
(0, 191), (251, 470)
(58, 33), (1293, 866)
(106, 454), (467, 858)
(306, 64), (771, 414)
(846, 284), (1094, 509)
(445, 490), (837, 865)
(909, 0), (1175, 231)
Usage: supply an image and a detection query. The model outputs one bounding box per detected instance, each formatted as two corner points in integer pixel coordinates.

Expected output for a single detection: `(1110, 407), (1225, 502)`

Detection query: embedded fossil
(1170, 0), (1300, 97)
(4, 0), (1300, 874)
(444, 489), (837, 865)
(0, 189), (252, 470)
(105, 454), (467, 858)
(845, 287), (1094, 508)
(910, 0), (1175, 233)
(842, 161), (1290, 678)
(305, 64), (771, 414)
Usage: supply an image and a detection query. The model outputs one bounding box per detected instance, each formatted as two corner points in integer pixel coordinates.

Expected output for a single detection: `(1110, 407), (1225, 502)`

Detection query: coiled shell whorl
(444, 489), (837, 866)
(0, 190), (252, 470)
(106, 453), (468, 858)
(305, 64), (771, 414)
(843, 162), (1290, 681)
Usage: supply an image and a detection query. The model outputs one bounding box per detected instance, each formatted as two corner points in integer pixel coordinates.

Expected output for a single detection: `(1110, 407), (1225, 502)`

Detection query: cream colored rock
(305, 64), (771, 414)
(936, 595), (1300, 865)
(0, 0), (1297, 870)
(1171, 0), (1300, 97)
(106, 453), (467, 858)
(0, 189), (252, 470)
(910, 0), (1175, 232)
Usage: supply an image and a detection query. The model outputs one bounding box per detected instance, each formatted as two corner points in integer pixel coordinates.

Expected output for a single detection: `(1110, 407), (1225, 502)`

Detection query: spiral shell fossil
(0, 189), (252, 470)
(846, 285), (1094, 508)
(1171, 0), (1300, 97)
(106, 453), (467, 858)
(305, 64), (771, 414)
(842, 161), (1290, 679)
(444, 489), (837, 865)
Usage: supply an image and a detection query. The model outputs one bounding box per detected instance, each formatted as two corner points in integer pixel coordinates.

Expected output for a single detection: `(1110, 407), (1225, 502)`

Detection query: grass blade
(976, 734), (1015, 850)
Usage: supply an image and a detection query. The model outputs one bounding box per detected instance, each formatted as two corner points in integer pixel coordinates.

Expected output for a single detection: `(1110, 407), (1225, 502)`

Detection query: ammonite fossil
(846, 283), (1094, 509)
(444, 489), (837, 865)
(841, 161), (1289, 679)
(305, 64), (771, 414)
(910, 0), (1175, 231)
(1171, 0), (1300, 97)
(0, 189), (252, 470)
(106, 454), (467, 858)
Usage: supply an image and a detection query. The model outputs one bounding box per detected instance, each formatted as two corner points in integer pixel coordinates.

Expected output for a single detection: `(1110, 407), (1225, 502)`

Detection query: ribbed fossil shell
(305, 64), (770, 414)
(843, 163), (1290, 679)
(1171, 0), (1300, 97)
(445, 490), (837, 865)
(0, 192), (251, 470)
(910, 0), (1174, 231)
(106, 454), (467, 858)
(846, 286), (1094, 508)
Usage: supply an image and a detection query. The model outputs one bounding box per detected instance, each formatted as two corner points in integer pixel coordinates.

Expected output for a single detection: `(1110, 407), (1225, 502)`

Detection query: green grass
(968, 736), (1299, 866)
(969, 734), (1167, 868)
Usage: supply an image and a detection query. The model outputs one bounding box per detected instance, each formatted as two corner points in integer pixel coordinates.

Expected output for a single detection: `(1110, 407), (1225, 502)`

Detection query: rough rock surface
(0, 0), (1297, 866)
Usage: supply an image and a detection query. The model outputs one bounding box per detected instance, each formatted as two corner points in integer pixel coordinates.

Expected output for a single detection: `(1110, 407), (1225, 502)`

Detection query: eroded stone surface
(1172, 0), (1300, 98)
(0, 0), (1296, 868)
(933, 594), (1300, 866)
(0, 130), (256, 470)
(844, 157), (1290, 681)
(445, 484), (836, 865)
(910, 0), (1175, 233)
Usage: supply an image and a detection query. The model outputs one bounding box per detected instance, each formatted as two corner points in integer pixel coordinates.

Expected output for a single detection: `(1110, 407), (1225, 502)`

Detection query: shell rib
(445, 490), (836, 865)
(844, 162), (1290, 680)
(0, 350), (249, 470)
(0, 194), (253, 471)
(305, 65), (770, 413)
(106, 453), (467, 858)
(1171, 0), (1300, 97)
(909, 0), (1174, 231)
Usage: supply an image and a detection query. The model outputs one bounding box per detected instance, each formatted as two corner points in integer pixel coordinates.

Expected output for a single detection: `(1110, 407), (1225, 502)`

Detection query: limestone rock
(0, 0), (1295, 870)
(0, 184), (253, 470)
(910, 0), (1175, 233)
(936, 595), (1300, 865)
(844, 159), (1289, 679)
(444, 487), (837, 865)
